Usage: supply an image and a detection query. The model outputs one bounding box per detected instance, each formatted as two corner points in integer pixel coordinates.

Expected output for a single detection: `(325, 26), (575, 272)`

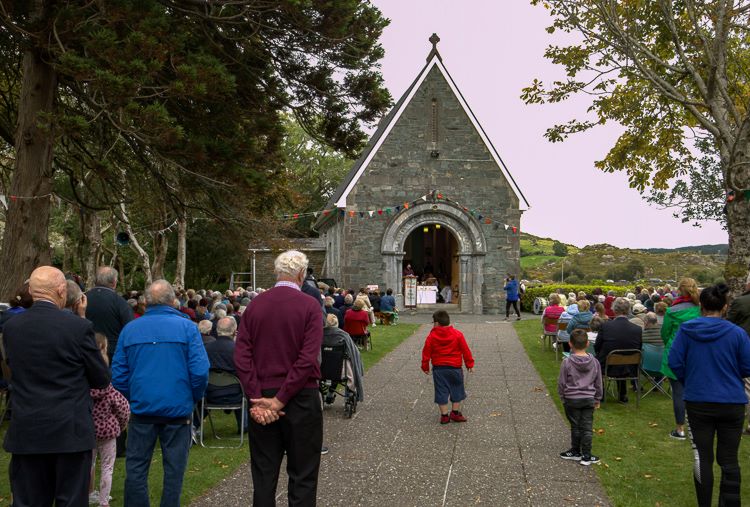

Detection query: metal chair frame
(199, 371), (246, 449)
(540, 316), (559, 350)
(603, 349), (642, 408)
(639, 343), (671, 399)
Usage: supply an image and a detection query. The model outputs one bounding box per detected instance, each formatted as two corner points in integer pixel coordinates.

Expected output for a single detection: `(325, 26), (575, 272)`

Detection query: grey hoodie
(557, 353), (603, 401)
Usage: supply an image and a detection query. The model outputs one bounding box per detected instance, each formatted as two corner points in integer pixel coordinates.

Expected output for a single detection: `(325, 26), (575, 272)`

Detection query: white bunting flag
(368, 210), (374, 217)
(0, 195), (6, 209)
(421, 195), (428, 201)
(504, 224), (509, 230)
(313, 212), (319, 218)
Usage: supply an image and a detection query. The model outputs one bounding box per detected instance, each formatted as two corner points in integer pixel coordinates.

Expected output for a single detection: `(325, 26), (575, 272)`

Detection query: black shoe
(559, 449), (582, 461)
(618, 396), (629, 404)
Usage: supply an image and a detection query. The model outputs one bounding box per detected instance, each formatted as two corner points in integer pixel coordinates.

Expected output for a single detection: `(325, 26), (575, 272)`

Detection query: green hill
(520, 233), (726, 285)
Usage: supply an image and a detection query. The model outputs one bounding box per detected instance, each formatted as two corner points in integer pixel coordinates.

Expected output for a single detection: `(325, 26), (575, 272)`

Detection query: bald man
(3, 266), (110, 506)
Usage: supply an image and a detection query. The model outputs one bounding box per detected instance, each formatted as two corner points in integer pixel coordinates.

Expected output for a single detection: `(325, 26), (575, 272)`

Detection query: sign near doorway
(404, 276), (417, 308)
(366, 284), (379, 292)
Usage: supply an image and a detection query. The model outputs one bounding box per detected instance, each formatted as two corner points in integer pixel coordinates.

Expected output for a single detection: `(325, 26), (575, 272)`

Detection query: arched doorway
(402, 224), (459, 303)
(381, 201), (487, 313)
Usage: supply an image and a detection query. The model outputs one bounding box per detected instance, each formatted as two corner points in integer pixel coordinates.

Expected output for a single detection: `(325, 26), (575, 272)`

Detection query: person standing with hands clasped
(668, 284), (750, 507)
(558, 329), (603, 466)
(504, 274), (521, 321)
(421, 311), (474, 424)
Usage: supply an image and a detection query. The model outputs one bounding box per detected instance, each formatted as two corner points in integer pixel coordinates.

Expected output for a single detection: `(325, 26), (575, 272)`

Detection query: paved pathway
(192, 316), (610, 506)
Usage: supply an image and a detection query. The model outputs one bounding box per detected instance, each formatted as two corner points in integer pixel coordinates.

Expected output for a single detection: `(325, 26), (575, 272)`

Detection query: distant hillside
(520, 233), (726, 285)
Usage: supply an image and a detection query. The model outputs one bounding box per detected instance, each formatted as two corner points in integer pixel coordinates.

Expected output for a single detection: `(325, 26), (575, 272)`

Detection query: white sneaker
(89, 491), (99, 504)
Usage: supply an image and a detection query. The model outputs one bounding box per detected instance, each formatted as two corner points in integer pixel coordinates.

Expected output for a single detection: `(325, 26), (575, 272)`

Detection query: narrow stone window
(430, 98), (439, 158)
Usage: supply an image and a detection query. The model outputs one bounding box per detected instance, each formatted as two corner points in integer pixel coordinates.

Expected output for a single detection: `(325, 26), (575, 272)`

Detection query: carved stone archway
(381, 200), (487, 313)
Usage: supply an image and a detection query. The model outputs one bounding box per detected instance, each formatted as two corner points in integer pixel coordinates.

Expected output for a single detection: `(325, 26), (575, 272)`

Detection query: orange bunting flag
(484, 218), (491, 224)
(404, 202), (409, 209)
(348, 211), (355, 217)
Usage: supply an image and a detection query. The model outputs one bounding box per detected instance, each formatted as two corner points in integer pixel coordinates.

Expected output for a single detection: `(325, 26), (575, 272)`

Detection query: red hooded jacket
(421, 325), (475, 372)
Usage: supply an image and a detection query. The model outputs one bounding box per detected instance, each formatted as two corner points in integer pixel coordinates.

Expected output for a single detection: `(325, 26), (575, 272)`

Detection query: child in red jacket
(421, 310), (474, 424)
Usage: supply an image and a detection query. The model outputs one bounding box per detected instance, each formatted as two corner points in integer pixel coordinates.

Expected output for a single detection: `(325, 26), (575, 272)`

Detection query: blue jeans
(670, 378), (686, 425)
(125, 420), (191, 507)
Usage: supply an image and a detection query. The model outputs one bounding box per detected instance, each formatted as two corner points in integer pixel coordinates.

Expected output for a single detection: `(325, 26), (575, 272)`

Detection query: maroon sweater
(234, 286), (323, 405)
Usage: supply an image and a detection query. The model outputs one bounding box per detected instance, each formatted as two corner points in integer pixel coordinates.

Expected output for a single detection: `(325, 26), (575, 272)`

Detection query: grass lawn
(514, 319), (750, 507)
(0, 322), (419, 506)
(520, 254), (560, 270)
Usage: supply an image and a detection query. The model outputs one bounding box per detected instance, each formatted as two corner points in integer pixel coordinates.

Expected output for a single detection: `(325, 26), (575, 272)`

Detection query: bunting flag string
(278, 190), (520, 234)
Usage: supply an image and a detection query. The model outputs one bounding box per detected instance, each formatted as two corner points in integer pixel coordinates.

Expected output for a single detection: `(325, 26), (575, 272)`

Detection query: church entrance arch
(381, 201), (487, 313)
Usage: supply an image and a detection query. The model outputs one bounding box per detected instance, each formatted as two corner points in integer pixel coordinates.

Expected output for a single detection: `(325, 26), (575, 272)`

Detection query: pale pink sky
(371, 0), (727, 249)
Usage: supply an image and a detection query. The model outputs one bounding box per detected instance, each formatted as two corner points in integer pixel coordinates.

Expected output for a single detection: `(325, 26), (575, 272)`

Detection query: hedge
(521, 284), (629, 312)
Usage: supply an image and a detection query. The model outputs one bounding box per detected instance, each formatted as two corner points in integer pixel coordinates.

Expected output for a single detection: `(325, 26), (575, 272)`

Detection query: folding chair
(603, 349), (642, 408)
(640, 344), (671, 399)
(554, 321), (568, 361)
(199, 371), (246, 449)
(540, 316), (559, 350)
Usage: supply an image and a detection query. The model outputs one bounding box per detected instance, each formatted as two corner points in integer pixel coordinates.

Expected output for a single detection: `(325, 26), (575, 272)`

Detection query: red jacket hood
(421, 325), (475, 371)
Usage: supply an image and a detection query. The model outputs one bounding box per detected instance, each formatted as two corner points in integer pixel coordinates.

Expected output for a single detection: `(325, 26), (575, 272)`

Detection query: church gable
(328, 48), (528, 213)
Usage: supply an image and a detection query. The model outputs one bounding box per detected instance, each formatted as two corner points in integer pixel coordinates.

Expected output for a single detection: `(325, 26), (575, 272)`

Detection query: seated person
(542, 294), (565, 333)
(343, 299), (370, 348)
(594, 297), (643, 403)
(630, 303), (648, 328)
(202, 317), (246, 433)
(556, 302), (579, 351)
(198, 319), (215, 346)
(379, 289), (398, 324)
(641, 312), (662, 345)
(654, 301), (668, 325)
(323, 314), (364, 401)
(566, 299), (594, 333)
(324, 296), (345, 329)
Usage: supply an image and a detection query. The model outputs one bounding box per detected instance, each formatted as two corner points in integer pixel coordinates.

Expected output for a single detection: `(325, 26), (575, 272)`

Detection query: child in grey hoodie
(558, 329), (603, 466)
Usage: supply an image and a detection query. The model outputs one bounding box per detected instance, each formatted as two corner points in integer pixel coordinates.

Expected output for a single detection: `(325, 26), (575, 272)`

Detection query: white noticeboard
(404, 276), (417, 308)
(417, 286), (438, 305)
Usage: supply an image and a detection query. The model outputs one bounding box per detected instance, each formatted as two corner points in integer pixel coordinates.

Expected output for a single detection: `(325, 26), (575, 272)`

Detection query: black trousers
(249, 388), (323, 507)
(686, 402), (745, 507)
(505, 300), (520, 318)
(563, 398), (595, 457)
(9, 450), (92, 507)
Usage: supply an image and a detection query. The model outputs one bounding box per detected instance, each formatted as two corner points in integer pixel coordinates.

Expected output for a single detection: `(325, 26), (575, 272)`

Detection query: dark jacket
(594, 316), (642, 377)
(205, 335), (240, 399)
(86, 286), (133, 354)
(669, 317), (750, 404)
(235, 286), (323, 405)
(3, 301), (110, 454)
(727, 291), (750, 338)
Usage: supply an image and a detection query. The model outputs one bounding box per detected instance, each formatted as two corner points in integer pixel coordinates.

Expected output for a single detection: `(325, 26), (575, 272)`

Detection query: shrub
(521, 284), (628, 312)
(552, 241), (568, 257)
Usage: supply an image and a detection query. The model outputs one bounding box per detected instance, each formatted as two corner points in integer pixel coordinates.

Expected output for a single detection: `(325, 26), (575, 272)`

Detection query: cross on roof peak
(427, 33), (442, 62)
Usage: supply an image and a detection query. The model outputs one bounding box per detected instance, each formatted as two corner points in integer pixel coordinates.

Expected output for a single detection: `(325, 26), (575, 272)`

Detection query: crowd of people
(548, 278), (750, 506)
(0, 253), (403, 506)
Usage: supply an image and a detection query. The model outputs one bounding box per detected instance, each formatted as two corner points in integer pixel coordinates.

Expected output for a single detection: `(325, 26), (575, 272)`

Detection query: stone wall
(321, 66), (521, 314)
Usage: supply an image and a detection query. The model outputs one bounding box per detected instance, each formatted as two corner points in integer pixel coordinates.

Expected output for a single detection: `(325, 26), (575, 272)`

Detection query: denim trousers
(563, 398), (595, 457)
(125, 421), (191, 507)
(686, 402), (744, 507)
(669, 378), (686, 425)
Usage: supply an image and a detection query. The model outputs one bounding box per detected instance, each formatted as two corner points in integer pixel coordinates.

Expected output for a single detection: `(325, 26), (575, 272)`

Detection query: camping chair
(554, 321), (568, 361)
(603, 349), (642, 408)
(640, 344), (671, 399)
(199, 371), (247, 449)
(540, 316), (559, 350)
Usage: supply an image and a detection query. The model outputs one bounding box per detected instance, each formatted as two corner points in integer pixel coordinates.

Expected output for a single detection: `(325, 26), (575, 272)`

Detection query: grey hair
(644, 312), (658, 327)
(65, 280), (82, 309)
(612, 297), (631, 316)
(214, 308), (227, 319)
(95, 266), (118, 288)
(607, 290), (616, 296)
(326, 313), (339, 328)
(344, 294), (353, 304)
(198, 320), (212, 334)
(324, 296), (334, 307)
(274, 250), (309, 279)
(145, 279), (176, 306)
(216, 317), (237, 337)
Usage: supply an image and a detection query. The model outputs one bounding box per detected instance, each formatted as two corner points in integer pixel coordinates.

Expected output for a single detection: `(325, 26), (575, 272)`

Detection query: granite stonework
(317, 58), (525, 314)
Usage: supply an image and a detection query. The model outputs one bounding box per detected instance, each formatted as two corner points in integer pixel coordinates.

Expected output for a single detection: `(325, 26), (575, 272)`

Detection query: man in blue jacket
(112, 279), (209, 507)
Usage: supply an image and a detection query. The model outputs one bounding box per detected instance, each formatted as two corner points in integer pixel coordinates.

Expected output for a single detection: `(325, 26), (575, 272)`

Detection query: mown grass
(0, 323), (419, 506)
(514, 318), (750, 507)
(520, 254), (560, 270)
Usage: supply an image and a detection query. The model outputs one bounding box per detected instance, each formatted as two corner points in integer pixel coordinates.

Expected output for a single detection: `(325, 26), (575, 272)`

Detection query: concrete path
(191, 316), (610, 506)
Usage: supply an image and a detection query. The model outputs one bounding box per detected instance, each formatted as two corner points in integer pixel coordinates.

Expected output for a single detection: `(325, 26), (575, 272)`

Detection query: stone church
(314, 35), (528, 314)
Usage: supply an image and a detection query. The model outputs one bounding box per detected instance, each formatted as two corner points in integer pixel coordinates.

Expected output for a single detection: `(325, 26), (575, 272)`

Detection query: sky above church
(370, 0), (727, 249)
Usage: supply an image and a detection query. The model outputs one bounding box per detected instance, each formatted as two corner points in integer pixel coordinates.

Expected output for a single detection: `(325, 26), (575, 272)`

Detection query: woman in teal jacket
(660, 277), (701, 440)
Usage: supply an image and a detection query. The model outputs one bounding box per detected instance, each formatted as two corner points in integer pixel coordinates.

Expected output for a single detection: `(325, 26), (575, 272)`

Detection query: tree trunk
(81, 209), (102, 289)
(152, 232), (168, 281)
(173, 215), (187, 289)
(118, 206), (153, 286)
(0, 47), (57, 300)
(61, 204), (73, 274)
(724, 147), (750, 295)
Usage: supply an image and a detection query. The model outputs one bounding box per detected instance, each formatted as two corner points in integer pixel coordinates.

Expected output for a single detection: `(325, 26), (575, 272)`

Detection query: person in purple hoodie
(668, 284), (750, 507)
(558, 329), (603, 466)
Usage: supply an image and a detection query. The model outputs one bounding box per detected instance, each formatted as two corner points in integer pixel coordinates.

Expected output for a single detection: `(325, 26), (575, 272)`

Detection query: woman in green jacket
(661, 278), (701, 440)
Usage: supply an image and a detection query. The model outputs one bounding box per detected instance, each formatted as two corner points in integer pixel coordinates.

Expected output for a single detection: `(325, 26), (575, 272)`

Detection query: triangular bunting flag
(359, 211), (365, 218)
(385, 208), (391, 214)
(368, 210), (374, 218)
(293, 213), (299, 219)
(395, 206), (401, 212)
(485, 218), (491, 224)
(512, 226), (518, 234)
(349, 211), (355, 217)
(421, 195), (428, 201)
(339, 209), (345, 217)
(404, 202), (409, 209)
(283, 214), (289, 220)
(477, 215), (483, 221)
(314, 211), (320, 218)
(437, 193), (443, 199)
(323, 210), (330, 216)
(377, 209), (383, 215)
(504, 224), (509, 230)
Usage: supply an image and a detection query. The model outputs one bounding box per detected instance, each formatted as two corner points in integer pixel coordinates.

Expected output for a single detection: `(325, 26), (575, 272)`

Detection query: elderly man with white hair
(235, 250), (324, 506)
